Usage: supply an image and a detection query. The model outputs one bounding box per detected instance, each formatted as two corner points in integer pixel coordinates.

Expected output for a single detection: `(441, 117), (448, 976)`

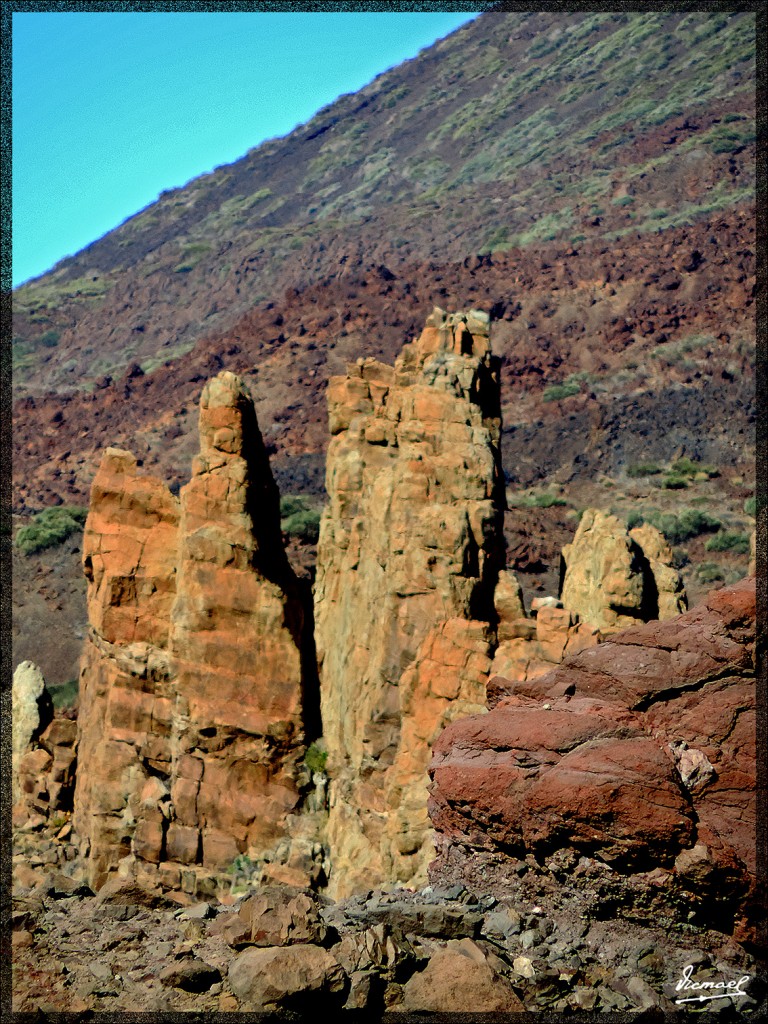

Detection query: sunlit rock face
(429, 576), (757, 944)
(73, 372), (314, 892)
(560, 508), (686, 634)
(314, 309), (506, 896)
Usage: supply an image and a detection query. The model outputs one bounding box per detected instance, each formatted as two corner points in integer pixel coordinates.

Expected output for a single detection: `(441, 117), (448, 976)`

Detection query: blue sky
(12, 10), (480, 288)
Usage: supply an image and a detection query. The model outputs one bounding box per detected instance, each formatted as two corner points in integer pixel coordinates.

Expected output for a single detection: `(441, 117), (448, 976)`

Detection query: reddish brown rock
(81, 447), (180, 646)
(227, 943), (346, 1011)
(429, 578), (757, 933)
(401, 947), (525, 1013)
(73, 372), (314, 891)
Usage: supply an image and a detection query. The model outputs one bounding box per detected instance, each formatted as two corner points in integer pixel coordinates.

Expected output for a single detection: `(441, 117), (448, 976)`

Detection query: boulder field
(11, 871), (763, 1014)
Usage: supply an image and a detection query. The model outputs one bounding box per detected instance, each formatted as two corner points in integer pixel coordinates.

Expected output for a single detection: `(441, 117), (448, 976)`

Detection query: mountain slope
(12, 10), (755, 395)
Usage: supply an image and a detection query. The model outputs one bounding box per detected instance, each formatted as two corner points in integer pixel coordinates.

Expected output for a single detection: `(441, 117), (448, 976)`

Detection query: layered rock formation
(314, 308), (505, 895)
(429, 576), (757, 940)
(560, 509), (686, 634)
(73, 372), (315, 891)
(487, 509), (684, 690)
(490, 583), (601, 690)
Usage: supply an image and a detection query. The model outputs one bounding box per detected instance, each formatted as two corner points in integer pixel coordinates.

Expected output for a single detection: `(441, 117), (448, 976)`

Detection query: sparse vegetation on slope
(14, 506), (87, 556)
(11, 10), (755, 395)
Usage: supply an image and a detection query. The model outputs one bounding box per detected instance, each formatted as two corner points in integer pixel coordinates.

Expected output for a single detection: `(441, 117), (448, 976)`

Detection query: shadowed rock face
(428, 576), (757, 941)
(314, 309), (506, 896)
(73, 372), (314, 891)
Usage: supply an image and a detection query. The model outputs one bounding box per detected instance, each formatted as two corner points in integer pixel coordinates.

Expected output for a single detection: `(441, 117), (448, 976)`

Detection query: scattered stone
(178, 902), (213, 920)
(401, 948), (525, 1012)
(228, 943), (346, 1010)
(158, 958), (221, 992)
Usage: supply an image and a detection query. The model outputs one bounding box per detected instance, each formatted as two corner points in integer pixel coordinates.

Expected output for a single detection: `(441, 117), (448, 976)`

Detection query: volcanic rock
(222, 884), (333, 948)
(228, 943), (346, 1011)
(401, 947), (525, 1012)
(314, 309), (505, 895)
(560, 509), (685, 633)
(12, 662), (53, 806)
(73, 371), (314, 892)
(428, 577), (756, 937)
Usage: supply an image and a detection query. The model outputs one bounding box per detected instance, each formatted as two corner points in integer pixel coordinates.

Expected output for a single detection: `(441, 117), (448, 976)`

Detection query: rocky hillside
(13, 10), (755, 396)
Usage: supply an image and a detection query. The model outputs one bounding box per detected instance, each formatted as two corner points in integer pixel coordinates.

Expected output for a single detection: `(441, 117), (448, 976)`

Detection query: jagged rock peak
(560, 508), (686, 634)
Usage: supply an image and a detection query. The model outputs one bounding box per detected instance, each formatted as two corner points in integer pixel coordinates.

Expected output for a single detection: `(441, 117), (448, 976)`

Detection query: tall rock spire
(314, 308), (506, 896)
(73, 372), (314, 891)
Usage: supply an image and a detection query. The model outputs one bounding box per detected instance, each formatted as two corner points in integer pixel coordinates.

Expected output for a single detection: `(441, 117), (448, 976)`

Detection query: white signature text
(674, 964), (751, 1005)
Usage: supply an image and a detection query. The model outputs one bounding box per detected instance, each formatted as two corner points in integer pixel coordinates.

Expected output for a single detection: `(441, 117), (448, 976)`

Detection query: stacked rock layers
(73, 372), (313, 891)
(314, 308), (505, 895)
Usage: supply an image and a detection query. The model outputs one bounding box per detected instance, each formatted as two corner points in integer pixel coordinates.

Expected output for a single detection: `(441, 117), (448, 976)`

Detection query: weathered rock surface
(487, 513), (685, 692)
(314, 308), (505, 895)
(12, 662), (79, 829)
(12, 662), (53, 808)
(210, 884), (334, 948)
(429, 577), (757, 939)
(228, 943), (346, 1011)
(401, 946), (525, 1012)
(73, 372), (316, 892)
(489, 596), (601, 693)
(560, 509), (686, 634)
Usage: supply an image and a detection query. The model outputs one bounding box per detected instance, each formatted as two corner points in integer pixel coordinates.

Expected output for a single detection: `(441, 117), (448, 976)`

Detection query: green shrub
(508, 492), (567, 509)
(39, 329), (60, 348)
(705, 531), (750, 554)
(612, 195), (635, 207)
(670, 457), (718, 479)
(531, 494), (566, 508)
(628, 508), (721, 545)
(484, 226), (510, 250)
(304, 741), (328, 774)
(662, 475), (688, 490)
(627, 462), (662, 478)
(51, 678), (79, 710)
(15, 506), (88, 555)
(744, 496), (756, 517)
(697, 562), (725, 584)
(280, 495), (305, 517)
(280, 495), (321, 544)
(542, 381), (580, 402)
(227, 853), (254, 877)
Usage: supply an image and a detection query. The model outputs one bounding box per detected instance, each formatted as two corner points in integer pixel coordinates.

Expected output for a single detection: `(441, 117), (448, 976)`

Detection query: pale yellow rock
(494, 570), (526, 640)
(561, 509), (685, 634)
(629, 523), (687, 619)
(315, 310), (504, 896)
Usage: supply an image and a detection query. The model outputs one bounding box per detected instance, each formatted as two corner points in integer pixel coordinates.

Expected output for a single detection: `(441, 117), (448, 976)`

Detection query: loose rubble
(12, 871), (764, 1014)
